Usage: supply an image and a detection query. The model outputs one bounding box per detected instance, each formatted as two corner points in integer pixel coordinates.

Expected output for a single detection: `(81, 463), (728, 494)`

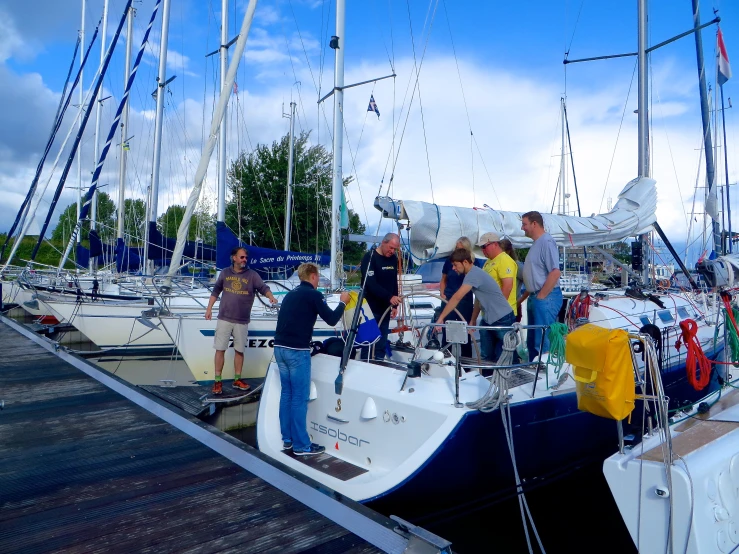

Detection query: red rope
(679, 319), (712, 391)
(568, 293), (591, 327)
(723, 295), (739, 337)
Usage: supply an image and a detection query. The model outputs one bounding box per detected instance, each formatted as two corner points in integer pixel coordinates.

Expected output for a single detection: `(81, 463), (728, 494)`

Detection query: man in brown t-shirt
(205, 246), (277, 394)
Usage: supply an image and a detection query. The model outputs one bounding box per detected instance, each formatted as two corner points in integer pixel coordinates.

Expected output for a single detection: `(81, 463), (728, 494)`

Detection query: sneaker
(212, 381), (222, 395)
(232, 379), (250, 391)
(282, 441), (293, 451)
(295, 443), (325, 456)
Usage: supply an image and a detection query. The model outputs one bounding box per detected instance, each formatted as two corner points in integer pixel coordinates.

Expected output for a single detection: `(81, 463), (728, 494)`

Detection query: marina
(4, 0), (739, 552)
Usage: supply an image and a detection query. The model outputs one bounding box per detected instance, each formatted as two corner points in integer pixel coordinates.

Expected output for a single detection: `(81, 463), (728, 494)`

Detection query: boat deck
(0, 317), (425, 554)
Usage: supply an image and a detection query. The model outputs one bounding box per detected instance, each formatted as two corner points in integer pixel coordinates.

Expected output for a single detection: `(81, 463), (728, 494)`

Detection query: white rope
(465, 325), (521, 412)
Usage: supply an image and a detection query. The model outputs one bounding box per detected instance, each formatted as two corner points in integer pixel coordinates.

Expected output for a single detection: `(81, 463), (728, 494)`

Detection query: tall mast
(721, 84), (732, 253)
(165, 0), (258, 283)
(691, 0), (721, 255)
(76, 0), (86, 246)
(637, 0), (650, 283)
(90, 0), (109, 266)
(559, 98), (567, 215)
(559, 97), (567, 275)
(143, 0), (172, 271)
(217, 0), (228, 223)
(117, 6), (134, 242)
(284, 101), (296, 251)
(329, 0), (346, 289)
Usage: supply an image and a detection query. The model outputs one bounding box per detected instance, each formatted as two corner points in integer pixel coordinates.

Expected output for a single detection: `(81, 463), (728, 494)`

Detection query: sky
(2, 0), (739, 264)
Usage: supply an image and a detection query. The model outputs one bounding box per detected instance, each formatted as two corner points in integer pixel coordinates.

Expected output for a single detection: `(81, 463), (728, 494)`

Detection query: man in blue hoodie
(274, 263), (350, 456)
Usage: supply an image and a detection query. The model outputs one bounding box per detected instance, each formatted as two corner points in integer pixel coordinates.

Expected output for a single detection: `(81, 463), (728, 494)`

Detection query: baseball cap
(476, 232), (502, 247)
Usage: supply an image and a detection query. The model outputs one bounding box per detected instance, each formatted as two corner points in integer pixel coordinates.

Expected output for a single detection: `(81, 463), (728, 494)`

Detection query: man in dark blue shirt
(274, 263), (350, 456)
(360, 233), (400, 359)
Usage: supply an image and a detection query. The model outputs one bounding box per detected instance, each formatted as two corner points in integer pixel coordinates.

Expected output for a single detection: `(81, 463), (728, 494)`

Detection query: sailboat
(255, 0), (726, 521)
(602, 9), (739, 552)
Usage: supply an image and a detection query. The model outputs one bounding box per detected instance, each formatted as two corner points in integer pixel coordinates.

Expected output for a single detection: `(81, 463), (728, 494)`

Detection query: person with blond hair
(273, 263), (350, 456)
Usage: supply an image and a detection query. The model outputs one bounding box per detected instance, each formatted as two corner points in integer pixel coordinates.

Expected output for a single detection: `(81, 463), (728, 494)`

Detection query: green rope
(724, 307), (739, 364)
(546, 323), (569, 386)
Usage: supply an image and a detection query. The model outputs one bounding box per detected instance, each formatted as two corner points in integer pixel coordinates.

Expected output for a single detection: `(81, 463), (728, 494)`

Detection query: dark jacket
(274, 281), (345, 350)
(360, 250), (398, 318)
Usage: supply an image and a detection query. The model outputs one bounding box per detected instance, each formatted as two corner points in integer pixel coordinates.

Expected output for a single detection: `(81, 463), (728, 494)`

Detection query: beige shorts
(214, 319), (248, 352)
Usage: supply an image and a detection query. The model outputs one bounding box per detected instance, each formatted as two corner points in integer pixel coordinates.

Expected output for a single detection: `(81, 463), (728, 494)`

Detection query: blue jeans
(276, 347), (312, 451)
(375, 316), (391, 359)
(479, 326), (492, 360)
(527, 287), (563, 361)
(487, 312), (516, 362)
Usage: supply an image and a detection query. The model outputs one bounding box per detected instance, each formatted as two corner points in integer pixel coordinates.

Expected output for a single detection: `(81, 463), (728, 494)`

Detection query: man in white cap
(472, 232), (518, 361)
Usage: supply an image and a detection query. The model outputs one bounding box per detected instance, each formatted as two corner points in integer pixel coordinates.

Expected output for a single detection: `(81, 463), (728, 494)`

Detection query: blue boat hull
(367, 348), (723, 522)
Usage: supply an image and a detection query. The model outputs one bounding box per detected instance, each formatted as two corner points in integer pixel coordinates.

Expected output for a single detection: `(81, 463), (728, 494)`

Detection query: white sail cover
(386, 176), (656, 260)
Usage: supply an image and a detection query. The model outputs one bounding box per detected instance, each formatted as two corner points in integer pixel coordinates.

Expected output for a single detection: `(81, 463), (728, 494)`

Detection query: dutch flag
(718, 27), (732, 87)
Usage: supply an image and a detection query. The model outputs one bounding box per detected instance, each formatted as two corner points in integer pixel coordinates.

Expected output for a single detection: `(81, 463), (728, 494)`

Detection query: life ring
(658, 279), (671, 289)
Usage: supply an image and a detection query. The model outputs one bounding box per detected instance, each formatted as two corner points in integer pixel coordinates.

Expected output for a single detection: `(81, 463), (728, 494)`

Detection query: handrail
(413, 321), (550, 405)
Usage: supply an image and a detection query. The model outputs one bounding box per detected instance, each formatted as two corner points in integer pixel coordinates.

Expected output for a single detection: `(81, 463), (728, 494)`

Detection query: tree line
(7, 129), (367, 266)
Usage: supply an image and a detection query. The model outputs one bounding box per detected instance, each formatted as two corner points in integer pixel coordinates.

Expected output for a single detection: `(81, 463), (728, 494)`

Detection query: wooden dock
(0, 316), (449, 553)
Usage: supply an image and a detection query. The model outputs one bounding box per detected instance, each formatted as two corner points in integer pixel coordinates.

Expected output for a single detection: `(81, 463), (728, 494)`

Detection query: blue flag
(367, 94), (380, 118)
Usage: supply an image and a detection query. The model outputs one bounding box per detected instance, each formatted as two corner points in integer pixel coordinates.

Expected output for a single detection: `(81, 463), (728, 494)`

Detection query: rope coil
(678, 319), (712, 391)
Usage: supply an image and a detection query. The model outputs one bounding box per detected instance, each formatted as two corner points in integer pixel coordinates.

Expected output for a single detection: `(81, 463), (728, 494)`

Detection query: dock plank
(0, 322), (385, 554)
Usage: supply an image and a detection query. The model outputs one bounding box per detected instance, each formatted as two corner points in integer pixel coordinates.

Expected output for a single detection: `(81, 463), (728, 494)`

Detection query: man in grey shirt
(205, 246), (278, 395)
(436, 248), (514, 362)
(519, 211), (562, 361)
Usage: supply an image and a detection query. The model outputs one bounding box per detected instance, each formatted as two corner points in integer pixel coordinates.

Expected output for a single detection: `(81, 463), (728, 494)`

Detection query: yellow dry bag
(565, 324), (635, 420)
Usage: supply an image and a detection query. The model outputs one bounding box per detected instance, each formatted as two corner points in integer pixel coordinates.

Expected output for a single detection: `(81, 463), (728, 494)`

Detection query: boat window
(414, 260), (444, 283)
(677, 306), (690, 319)
(410, 303), (434, 310)
(639, 315), (651, 327)
(657, 310), (675, 324)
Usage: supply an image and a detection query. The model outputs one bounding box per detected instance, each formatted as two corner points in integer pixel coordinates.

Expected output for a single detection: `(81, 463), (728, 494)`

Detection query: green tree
(51, 191), (117, 242)
(612, 241), (631, 263)
(225, 130), (356, 256)
(157, 204), (216, 244)
(342, 210), (366, 265)
(120, 198), (147, 244)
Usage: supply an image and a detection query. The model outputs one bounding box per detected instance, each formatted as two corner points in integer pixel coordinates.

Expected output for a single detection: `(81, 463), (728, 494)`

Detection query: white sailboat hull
(158, 312), (344, 382)
(257, 353), (487, 502)
(39, 297), (175, 351)
(604, 389), (739, 554)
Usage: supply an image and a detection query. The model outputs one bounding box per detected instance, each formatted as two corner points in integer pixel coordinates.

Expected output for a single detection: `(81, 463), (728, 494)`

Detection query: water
(414, 461), (635, 553)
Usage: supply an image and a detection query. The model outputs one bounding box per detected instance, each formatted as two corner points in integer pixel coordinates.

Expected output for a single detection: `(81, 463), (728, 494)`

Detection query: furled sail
(375, 176), (657, 260)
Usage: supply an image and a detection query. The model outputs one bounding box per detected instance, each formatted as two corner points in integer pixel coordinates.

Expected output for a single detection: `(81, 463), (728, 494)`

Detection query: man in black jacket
(360, 233), (400, 359)
(274, 263), (350, 456)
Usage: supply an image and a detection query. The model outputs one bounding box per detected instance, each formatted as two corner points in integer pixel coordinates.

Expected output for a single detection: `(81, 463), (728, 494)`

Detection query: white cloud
(0, 9), (25, 63)
(255, 6), (282, 26)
